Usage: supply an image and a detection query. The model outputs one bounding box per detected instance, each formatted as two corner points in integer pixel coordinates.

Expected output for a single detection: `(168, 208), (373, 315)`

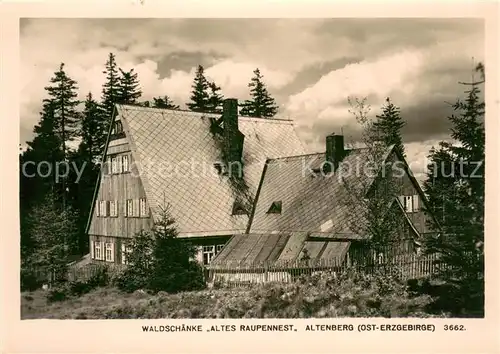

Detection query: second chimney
(222, 98), (244, 175)
(324, 133), (344, 173)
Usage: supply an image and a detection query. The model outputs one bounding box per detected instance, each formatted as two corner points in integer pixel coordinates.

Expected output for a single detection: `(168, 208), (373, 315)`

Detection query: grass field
(21, 272), (447, 319)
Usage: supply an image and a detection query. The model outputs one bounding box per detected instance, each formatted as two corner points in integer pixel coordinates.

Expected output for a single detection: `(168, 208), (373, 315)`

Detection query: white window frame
(203, 246), (216, 265)
(94, 241), (103, 260)
(412, 194), (419, 212)
(216, 244), (225, 254)
(122, 155), (129, 172)
(99, 201), (108, 217)
(105, 242), (114, 262)
(111, 157), (118, 174)
(126, 199), (133, 217)
(109, 200), (118, 217)
(403, 196), (413, 213)
(139, 198), (148, 217)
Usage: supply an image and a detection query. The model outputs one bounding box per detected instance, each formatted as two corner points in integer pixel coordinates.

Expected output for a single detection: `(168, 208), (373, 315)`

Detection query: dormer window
(214, 162), (228, 176)
(110, 120), (125, 140)
(267, 201), (282, 214)
(232, 201), (248, 215)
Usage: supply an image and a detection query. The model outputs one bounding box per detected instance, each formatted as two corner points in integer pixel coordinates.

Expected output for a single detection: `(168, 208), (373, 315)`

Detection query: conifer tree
(43, 63), (80, 158)
(423, 63), (485, 316)
(100, 53), (121, 152)
(79, 93), (102, 163)
(118, 68), (142, 104)
(152, 95), (180, 109)
(239, 68), (279, 118)
(187, 65), (210, 112)
(372, 98), (406, 158)
(206, 81), (224, 114)
(101, 53), (120, 118)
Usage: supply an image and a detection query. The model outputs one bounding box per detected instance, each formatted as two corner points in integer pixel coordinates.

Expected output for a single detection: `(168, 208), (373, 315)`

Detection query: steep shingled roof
(117, 104), (306, 237)
(248, 148), (393, 235)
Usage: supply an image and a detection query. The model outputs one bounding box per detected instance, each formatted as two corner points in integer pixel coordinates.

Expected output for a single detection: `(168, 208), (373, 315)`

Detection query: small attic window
(110, 120), (125, 140)
(232, 201), (248, 215)
(267, 201), (282, 214)
(214, 162), (228, 176)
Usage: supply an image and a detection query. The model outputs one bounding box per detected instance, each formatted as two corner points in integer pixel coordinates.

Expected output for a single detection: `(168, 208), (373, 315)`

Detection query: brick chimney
(323, 133), (344, 173)
(222, 98), (245, 176)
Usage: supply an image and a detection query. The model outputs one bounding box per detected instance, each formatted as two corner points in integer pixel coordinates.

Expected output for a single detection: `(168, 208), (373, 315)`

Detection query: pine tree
(151, 95), (180, 109)
(187, 65), (210, 112)
(101, 53), (120, 118)
(372, 98), (406, 158)
(43, 63), (80, 158)
(423, 63), (485, 316)
(26, 192), (79, 283)
(116, 202), (205, 293)
(206, 81), (224, 114)
(100, 53), (121, 152)
(239, 68), (279, 118)
(79, 93), (102, 163)
(118, 68), (142, 104)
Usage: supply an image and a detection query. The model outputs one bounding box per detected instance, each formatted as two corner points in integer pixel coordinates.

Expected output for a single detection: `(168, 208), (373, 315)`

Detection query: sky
(19, 18), (484, 179)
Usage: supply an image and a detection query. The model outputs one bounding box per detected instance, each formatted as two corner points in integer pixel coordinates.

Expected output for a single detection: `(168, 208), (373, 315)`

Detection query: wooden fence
(206, 253), (443, 287)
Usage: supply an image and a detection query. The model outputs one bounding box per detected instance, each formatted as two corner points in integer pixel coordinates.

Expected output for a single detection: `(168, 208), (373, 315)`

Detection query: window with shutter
(90, 240), (95, 259)
(94, 241), (102, 260)
(404, 196), (413, 212)
(122, 155), (129, 172)
(95, 201), (100, 217)
(126, 199), (133, 217)
(117, 156), (122, 173)
(139, 198), (147, 217)
(105, 242), (114, 262)
(412, 195), (419, 211)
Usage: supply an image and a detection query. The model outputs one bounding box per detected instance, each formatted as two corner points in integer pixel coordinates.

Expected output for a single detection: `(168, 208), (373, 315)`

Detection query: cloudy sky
(20, 18), (484, 178)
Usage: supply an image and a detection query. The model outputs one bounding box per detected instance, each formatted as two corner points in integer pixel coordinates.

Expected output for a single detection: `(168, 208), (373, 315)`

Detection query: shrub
(117, 203), (206, 294)
(46, 285), (70, 303)
(21, 268), (44, 292)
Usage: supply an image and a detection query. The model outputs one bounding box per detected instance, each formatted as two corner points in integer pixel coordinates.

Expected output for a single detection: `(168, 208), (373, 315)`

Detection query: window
(267, 201), (282, 214)
(126, 199), (133, 217)
(113, 121), (123, 134)
(231, 201), (248, 215)
(99, 201), (108, 217)
(139, 198), (148, 217)
(216, 244), (225, 253)
(105, 242), (114, 262)
(399, 195), (419, 213)
(111, 157), (118, 174)
(109, 200), (118, 217)
(122, 155), (129, 172)
(412, 195), (420, 211)
(94, 241), (103, 260)
(203, 246), (216, 265)
(404, 196), (413, 212)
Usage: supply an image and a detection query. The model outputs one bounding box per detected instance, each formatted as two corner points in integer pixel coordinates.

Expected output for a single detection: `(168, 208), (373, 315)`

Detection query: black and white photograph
(18, 17), (486, 321)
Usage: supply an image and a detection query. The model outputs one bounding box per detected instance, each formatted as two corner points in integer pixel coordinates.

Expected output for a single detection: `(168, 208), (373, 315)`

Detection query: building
(86, 99), (305, 266)
(208, 136), (436, 280)
(86, 98), (435, 275)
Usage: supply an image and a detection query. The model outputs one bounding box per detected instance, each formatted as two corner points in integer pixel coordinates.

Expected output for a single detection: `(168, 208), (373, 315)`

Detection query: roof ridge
(267, 147), (372, 162)
(116, 104), (293, 122)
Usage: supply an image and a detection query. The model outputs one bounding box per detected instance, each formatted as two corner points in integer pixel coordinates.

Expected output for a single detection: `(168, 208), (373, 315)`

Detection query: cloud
(20, 18), (484, 154)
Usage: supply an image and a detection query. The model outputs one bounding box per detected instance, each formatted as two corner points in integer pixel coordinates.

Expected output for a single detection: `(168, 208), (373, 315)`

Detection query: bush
(21, 268), (44, 292)
(46, 285), (70, 303)
(68, 265), (109, 296)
